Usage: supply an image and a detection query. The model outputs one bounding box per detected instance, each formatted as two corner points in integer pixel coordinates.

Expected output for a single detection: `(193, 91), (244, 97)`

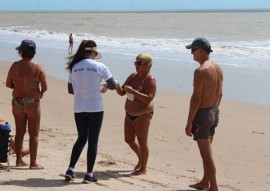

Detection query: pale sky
(1, 0), (270, 11)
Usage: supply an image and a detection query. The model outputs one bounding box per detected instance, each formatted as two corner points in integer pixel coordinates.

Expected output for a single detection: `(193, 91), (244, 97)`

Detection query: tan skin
(116, 57), (156, 175)
(6, 56), (47, 169)
(186, 48), (223, 191)
(9, 136), (29, 157)
(68, 33), (74, 52)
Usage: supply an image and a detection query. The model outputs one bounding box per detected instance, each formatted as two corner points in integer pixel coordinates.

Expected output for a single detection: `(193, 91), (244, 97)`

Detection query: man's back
(185, 37), (221, 191)
(195, 60), (223, 109)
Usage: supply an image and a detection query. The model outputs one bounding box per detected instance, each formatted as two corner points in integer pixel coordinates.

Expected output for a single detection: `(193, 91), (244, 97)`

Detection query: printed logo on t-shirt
(87, 68), (97, 72)
(74, 68), (84, 72)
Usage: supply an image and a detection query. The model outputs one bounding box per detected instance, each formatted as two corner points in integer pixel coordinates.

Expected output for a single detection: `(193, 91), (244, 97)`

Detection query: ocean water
(0, 11), (270, 105)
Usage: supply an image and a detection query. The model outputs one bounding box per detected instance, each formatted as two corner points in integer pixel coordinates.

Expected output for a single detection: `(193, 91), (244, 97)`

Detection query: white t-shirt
(68, 58), (112, 113)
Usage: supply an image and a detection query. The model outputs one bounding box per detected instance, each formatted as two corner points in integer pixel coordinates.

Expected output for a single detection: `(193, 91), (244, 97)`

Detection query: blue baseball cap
(186, 37), (213, 52)
(16, 39), (36, 51)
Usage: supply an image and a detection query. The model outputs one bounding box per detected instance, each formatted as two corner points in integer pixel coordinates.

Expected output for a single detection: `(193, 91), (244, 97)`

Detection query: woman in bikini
(116, 52), (156, 175)
(6, 39), (48, 169)
(68, 33), (74, 53)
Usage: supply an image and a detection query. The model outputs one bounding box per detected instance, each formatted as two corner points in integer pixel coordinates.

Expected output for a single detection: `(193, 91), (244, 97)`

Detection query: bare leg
(9, 137), (16, 154)
(9, 137), (29, 157)
(124, 116), (141, 170)
(12, 107), (28, 166)
(22, 148), (30, 157)
(189, 182), (209, 190)
(189, 155), (210, 190)
(195, 138), (218, 191)
(27, 103), (44, 169)
(132, 113), (152, 175)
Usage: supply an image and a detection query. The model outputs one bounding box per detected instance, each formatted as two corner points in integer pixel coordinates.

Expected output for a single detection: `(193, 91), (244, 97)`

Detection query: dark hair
(66, 40), (97, 71)
(19, 47), (36, 58)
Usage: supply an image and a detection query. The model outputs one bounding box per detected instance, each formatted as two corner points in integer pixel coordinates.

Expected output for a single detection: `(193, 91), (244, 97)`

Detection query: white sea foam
(0, 12), (270, 105)
(1, 26), (269, 64)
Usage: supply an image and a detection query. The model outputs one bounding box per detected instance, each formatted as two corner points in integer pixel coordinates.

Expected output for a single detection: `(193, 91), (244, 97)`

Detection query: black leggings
(68, 111), (103, 172)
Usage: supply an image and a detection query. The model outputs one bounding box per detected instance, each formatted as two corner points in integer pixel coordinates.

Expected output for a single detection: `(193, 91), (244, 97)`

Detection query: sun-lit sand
(1, 61), (269, 191)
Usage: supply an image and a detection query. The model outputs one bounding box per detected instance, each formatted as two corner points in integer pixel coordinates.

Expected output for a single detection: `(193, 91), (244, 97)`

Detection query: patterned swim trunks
(191, 107), (219, 140)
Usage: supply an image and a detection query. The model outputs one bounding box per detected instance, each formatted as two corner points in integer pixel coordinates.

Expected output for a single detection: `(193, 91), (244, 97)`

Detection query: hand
(100, 84), (108, 93)
(185, 124), (193, 137)
(40, 92), (44, 99)
(124, 85), (133, 93)
(115, 82), (121, 90)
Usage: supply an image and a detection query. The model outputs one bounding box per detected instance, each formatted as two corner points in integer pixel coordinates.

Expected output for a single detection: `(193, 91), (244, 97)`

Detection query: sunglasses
(191, 48), (201, 53)
(134, 61), (146, 66)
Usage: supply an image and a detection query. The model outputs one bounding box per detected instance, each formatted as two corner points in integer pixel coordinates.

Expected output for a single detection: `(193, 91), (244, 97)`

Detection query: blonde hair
(136, 52), (153, 69)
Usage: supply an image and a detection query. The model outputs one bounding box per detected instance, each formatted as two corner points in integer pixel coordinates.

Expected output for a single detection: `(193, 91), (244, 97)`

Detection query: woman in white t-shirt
(64, 40), (117, 183)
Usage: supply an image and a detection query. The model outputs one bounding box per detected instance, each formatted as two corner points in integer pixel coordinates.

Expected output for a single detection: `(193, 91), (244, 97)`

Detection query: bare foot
(189, 182), (209, 190)
(131, 169), (146, 176)
(134, 162), (141, 171)
(16, 159), (28, 167)
(29, 163), (44, 170)
(203, 187), (218, 191)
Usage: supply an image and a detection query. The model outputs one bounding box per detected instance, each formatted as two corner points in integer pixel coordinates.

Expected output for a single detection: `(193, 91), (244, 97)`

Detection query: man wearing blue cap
(185, 37), (223, 191)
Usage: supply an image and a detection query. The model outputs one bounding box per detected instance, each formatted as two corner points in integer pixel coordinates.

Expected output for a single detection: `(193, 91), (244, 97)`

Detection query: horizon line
(0, 8), (270, 13)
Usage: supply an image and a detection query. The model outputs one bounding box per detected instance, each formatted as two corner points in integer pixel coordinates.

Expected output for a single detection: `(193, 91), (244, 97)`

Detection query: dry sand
(0, 61), (269, 191)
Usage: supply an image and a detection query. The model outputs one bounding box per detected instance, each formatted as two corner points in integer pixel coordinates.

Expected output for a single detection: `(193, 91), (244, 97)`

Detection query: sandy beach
(0, 61), (270, 191)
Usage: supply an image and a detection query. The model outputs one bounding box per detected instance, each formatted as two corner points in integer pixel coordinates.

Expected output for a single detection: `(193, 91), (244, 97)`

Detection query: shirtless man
(185, 38), (223, 191)
(116, 52), (156, 175)
(6, 39), (48, 169)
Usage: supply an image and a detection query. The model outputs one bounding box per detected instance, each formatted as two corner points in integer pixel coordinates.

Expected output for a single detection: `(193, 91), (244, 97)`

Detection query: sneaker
(65, 169), (75, 181)
(83, 174), (98, 183)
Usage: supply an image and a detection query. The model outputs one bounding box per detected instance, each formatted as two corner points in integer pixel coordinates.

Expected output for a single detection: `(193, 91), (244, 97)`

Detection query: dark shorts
(192, 107), (219, 140)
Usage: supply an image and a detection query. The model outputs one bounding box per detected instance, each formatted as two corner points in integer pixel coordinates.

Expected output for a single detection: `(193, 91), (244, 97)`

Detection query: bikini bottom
(12, 97), (39, 110)
(126, 111), (154, 122)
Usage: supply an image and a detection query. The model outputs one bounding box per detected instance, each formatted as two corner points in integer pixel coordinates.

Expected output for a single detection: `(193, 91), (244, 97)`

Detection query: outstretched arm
(115, 73), (136, 96)
(100, 77), (118, 93)
(106, 77), (117, 90)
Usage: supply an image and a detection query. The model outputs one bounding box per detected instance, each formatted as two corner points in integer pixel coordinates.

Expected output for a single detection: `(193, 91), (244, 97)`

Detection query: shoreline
(1, 61), (270, 190)
(1, 59), (270, 108)
(1, 11), (270, 108)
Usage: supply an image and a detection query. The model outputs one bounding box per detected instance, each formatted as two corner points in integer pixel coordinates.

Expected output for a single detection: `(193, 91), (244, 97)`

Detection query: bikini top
(12, 62), (40, 85)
